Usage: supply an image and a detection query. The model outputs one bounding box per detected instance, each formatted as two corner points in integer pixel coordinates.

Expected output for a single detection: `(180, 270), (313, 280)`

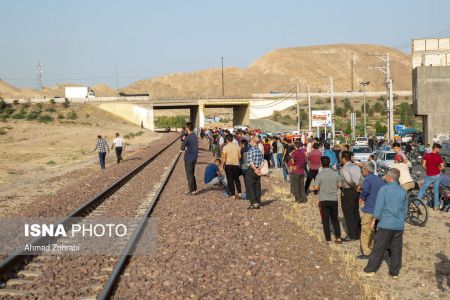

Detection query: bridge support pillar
(190, 104), (204, 129)
(233, 104), (250, 126)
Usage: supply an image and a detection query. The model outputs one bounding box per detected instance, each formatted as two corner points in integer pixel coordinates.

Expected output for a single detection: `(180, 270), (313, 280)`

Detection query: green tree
(355, 110), (362, 118)
(272, 110), (281, 121)
(368, 108), (374, 117)
(344, 120), (352, 135)
(343, 98), (352, 112)
(375, 121), (387, 133)
(397, 102), (415, 127)
(373, 102), (385, 115)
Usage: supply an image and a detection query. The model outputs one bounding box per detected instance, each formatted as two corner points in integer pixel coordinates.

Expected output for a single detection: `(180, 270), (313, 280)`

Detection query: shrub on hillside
(45, 107), (57, 112)
(62, 98), (70, 108)
(50, 98), (56, 105)
(11, 112), (26, 119)
(57, 113), (65, 120)
(38, 114), (54, 123)
(26, 112), (39, 120)
(67, 109), (77, 120)
(22, 99), (31, 109)
(13, 99), (19, 105)
(36, 103), (43, 109)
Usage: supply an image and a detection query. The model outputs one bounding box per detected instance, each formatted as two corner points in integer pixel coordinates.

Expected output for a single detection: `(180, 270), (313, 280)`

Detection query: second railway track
(0, 134), (182, 299)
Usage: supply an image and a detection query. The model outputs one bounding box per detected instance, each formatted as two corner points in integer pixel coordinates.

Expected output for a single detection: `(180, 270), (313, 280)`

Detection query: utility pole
(351, 53), (354, 91)
(221, 57), (224, 97)
(360, 81), (370, 137)
(296, 83), (300, 133)
(366, 52), (394, 142)
(115, 62), (119, 91)
(36, 60), (43, 90)
(329, 76), (335, 145)
(307, 84), (312, 133)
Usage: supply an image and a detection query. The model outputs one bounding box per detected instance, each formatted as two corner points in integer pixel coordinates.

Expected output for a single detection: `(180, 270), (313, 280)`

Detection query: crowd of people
(179, 123), (448, 279)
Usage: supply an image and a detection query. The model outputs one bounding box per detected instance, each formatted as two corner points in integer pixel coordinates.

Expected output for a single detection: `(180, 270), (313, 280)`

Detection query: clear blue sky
(1, 0), (449, 88)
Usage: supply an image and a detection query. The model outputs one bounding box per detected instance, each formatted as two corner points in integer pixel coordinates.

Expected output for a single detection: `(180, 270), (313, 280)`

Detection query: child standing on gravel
(313, 156), (342, 243)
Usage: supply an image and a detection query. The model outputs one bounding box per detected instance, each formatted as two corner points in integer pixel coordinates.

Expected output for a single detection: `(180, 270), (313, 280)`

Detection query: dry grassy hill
(1, 44), (411, 99)
(122, 44), (411, 97)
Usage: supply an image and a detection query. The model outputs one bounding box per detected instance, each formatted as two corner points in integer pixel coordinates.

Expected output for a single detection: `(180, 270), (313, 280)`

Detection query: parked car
(354, 137), (368, 146)
(441, 140), (450, 166)
(376, 150), (412, 173)
(335, 131), (344, 137)
(352, 146), (372, 162)
(375, 133), (385, 141)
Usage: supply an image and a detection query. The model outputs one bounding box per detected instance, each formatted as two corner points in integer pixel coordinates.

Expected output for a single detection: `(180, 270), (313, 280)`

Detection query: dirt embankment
(0, 103), (160, 214)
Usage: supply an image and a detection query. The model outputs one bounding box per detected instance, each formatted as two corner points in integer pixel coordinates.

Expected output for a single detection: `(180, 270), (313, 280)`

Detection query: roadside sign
(312, 110), (332, 127)
(395, 124), (405, 132)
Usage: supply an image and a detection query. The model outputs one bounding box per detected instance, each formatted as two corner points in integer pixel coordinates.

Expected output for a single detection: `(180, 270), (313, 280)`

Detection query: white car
(375, 133), (385, 141)
(352, 146), (372, 162)
(376, 150), (412, 172)
(354, 137), (368, 146)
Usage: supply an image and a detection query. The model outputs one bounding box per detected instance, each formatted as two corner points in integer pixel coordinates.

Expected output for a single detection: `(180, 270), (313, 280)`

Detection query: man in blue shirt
(358, 161), (385, 259)
(181, 122), (199, 195)
(363, 168), (408, 278)
(204, 158), (227, 188)
(323, 143), (338, 170)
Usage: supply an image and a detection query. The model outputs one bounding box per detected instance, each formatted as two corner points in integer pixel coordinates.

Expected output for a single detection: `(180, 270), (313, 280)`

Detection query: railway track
(0, 134), (183, 299)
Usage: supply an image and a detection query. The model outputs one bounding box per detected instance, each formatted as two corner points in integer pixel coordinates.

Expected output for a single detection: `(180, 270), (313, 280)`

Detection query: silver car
(376, 150), (412, 172)
(352, 146), (372, 162)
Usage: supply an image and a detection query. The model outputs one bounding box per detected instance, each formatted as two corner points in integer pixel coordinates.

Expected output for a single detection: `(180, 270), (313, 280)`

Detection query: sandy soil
(264, 169), (450, 299)
(0, 104), (160, 213)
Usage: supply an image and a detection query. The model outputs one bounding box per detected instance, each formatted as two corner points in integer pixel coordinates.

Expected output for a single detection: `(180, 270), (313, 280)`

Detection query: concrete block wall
(413, 66), (450, 144)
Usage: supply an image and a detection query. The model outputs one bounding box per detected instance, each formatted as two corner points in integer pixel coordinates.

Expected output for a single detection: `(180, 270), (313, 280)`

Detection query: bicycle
(405, 196), (428, 226)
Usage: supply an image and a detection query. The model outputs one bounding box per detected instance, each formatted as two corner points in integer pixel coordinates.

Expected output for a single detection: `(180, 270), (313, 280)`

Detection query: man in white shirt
(111, 133), (125, 163)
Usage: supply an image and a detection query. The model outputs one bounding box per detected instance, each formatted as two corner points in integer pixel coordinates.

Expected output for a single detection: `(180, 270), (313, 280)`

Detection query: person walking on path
(221, 134), (242, 199)
(93, 135), (109, 169)
(340, 151), (363, 240)
(181, 122), (199, 195)
(417, 143), (445, 210)
(305, 143), (322, 193)
(271, 137), (279, 169)
(111, 133), (124, 164)
(288, 141), (307, 203)
(313, 156), (343, 244)
(282, 139), (294, 183)
(246, 136), (265, 209)
(358, 161), (385, 259)
(363, 168), (408, 278)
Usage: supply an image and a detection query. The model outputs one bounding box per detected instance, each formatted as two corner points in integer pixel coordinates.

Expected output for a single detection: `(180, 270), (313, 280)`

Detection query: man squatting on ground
(93, 135), (109, 169)
(181, 122), (199, 195)
(204, 158), (227, 188)
(363, 168), (408, 278)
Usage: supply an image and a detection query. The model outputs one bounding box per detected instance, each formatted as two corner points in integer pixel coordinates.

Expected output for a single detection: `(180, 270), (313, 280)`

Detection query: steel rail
(0, 135), (180, 281)
(98, 151), (181, 300)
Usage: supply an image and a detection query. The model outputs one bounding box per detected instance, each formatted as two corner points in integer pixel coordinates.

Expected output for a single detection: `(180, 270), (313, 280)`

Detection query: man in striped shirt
(93, 135), (109, 169)
(245, 136), (265, 209)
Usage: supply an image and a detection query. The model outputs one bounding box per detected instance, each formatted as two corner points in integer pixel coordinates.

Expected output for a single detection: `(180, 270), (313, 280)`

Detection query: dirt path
(113, 145), (367, 299)
(264, 169), (450, 299)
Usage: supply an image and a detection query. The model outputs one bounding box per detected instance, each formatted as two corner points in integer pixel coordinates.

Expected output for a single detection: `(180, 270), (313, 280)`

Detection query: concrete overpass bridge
(5, 90), (412, 130)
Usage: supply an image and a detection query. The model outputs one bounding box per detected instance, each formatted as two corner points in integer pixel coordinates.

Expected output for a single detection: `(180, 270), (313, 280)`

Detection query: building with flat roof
(412, 38), (450, 144)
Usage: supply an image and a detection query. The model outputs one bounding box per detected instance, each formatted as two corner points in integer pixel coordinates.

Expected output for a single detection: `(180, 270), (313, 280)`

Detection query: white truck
(64, 87), (95, 99)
